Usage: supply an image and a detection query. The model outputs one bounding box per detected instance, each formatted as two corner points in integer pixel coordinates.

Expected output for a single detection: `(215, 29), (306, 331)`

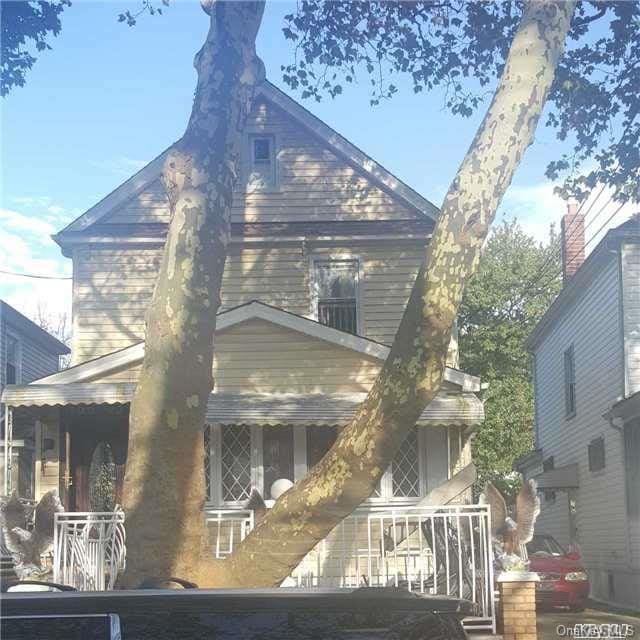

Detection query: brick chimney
(561, 197), (585, 283)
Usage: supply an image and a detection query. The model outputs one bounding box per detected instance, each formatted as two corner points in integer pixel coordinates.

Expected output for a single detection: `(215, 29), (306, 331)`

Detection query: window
(221, 425), (252, 502)
(588, 437), (605, 472)
(314, 259), (359, 334)
(5, 334), (20, 384)
(247, 135), (276, 190)
(262, 426), (294, 499)
(307, 426), (337, 470)
(391, 429), (420, 497)
(543, 456), (556, 502)
(564, 345), (576, 417)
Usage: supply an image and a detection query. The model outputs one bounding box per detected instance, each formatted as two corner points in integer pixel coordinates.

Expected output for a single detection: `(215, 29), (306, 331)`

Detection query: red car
(527, 534), (590, 612)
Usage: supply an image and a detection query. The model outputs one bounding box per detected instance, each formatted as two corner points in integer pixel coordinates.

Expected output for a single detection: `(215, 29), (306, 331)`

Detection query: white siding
(533, 255), (629, 603)
(621, 242), (640, 395)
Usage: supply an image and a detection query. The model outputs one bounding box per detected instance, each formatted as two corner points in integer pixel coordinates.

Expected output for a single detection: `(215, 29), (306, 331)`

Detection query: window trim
(563, 344), (576, 419)
(309, 254), (364, 336)
(244, 132), (279, 193)
(5, 332), (22, 385)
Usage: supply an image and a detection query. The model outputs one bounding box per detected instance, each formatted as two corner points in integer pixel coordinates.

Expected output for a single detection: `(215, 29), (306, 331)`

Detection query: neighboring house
(518, 209), (640, 610)
(1, 300), (70, 498)
(1, 82), (489, 603)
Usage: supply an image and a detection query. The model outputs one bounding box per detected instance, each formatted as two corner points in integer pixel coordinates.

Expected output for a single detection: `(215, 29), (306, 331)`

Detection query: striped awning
(1, 383), (484, 427)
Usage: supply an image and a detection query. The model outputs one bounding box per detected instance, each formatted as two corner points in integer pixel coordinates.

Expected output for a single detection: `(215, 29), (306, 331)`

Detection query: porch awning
(533, 463), (579, 490)
(1, 383), (484, 427)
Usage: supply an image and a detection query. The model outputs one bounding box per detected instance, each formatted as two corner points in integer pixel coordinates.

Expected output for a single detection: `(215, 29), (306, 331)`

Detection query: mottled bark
(119, 0), (264, 587)
(215, 0), (575, 588)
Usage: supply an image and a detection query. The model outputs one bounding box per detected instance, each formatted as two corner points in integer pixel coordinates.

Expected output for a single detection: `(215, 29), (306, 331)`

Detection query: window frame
(542, 455), (556, 503)
(206, 424), (429, 508)
(245, 132), (278, 192)
(563, 345), (576, 418)
(588, 436), (605, 473)
(5, 332), (21, 385)
(309, 254), (364, 336)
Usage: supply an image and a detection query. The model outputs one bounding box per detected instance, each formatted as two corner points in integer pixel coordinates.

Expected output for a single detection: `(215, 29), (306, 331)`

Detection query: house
(0, 82), (493, 620)
(518, 208), (640, 610)
(1, 300), (70, 498)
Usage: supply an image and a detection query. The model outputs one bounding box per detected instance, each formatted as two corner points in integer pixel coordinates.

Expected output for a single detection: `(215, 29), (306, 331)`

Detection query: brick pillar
(498, 572), (539, 640)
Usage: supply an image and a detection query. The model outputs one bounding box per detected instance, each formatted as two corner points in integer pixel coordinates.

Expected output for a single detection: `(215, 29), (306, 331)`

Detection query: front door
(62, 406), (129, 512)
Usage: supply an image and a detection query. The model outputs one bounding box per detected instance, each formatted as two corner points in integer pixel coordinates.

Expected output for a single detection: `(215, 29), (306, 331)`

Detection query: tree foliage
(281, 0), (639, 202)
(1, 0), (70, 96)
(457, 220), (562, 497)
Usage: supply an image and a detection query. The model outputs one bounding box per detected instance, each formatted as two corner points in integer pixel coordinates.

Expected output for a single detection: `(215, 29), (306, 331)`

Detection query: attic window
(247, 135), (276, 190)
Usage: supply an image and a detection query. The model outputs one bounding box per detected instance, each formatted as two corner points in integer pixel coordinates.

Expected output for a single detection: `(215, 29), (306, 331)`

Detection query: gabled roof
(36, 300), (480, 392)
(54, 81), (438, 242)
(526, 213), (640, 351)
(0, 300), (70, 355)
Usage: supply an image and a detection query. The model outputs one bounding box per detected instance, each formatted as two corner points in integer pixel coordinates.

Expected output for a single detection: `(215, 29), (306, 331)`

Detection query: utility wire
(0, 269), (72, 280)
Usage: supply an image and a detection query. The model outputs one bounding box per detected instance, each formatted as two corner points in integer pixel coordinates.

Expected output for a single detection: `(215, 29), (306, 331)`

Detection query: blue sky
(0, 0), (633, 321)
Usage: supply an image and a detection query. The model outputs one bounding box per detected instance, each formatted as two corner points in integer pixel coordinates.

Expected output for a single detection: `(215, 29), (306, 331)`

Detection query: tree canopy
(1, 0), (70, 96)
(457, 220), (562, 497)
(281, 0), (639, 203)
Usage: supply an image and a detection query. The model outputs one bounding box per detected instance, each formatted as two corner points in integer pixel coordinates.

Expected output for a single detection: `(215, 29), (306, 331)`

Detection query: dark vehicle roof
(1, 587), (474, 618)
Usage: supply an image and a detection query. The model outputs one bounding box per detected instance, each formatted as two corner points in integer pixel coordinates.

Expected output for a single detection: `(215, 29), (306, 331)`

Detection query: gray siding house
(519, 213), (640, 610)
(1, 300), (70, 497)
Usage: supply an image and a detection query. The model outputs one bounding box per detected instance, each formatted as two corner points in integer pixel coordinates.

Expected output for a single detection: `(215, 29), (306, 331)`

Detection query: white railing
(52, 503), (495, 631)
(53, 509), (126, 591)
(207, 503), (495, 632)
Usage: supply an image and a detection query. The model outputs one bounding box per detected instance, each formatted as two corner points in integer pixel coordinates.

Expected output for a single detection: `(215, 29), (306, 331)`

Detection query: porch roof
(1, 384), (484, 427)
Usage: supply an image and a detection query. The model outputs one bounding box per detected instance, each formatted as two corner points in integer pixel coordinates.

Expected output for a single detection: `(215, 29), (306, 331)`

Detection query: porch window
(564, 345), (576, 417)
(5, 334), (20, 384)
(391, 428), (420, 497)
(221, 424), (252, 502)
(314, 259), (359, 334)
(306, 425), (337, 469)
(262, 426), (294, 498)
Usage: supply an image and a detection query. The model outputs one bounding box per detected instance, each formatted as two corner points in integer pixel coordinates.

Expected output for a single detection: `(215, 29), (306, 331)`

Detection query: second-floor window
(314, 258), (359, 334)
(5, 335), (20, 384)
(563, 345), (576, 417)
(247, 135), (276, 190)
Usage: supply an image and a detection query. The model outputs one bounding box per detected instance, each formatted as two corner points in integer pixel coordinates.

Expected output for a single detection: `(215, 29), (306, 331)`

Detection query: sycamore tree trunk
(119, 0), (265, 587)
(207, 0), (575, 588)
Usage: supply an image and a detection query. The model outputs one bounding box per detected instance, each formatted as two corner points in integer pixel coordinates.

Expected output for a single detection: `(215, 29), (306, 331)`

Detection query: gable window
(313, 258), (360, 334)
(563, 345), (576, 417)
(247, 135), (276, 190)
(588, 437), (605, 472)
(5, 334), (20, 385)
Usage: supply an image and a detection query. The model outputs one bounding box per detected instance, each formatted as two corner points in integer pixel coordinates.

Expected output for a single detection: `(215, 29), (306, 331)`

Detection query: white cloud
(0, 208), (72, 321)
(500, 180), (637, 255)
(0, 208), (56, 244)
(89, 156), (148, 176)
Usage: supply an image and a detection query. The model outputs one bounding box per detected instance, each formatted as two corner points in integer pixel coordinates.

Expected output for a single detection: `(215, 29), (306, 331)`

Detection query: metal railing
(207, 503), (496, 632)
(51, 504), (495, 631)
(318, 300), (357, 334)
(53, 509), (126, 591)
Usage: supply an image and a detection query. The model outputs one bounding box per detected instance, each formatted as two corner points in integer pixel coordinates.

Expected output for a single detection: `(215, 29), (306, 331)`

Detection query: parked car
(526, 534), (590, 611)
(0, 585), (473, 639)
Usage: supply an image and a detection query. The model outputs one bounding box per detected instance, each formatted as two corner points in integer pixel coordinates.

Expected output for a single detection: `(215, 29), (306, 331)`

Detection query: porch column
(498, 572), (539, 640)
(3, 405), (13, 495)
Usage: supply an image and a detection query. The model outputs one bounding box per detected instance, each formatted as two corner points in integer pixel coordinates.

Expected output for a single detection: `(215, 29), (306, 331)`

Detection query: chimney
(561, 197), (585, 283)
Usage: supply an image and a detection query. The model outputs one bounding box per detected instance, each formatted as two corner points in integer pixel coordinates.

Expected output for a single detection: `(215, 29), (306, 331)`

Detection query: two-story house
(1, 300), (70, 498)
(518, 210), (640, 610)
(0, 83), (490, 609)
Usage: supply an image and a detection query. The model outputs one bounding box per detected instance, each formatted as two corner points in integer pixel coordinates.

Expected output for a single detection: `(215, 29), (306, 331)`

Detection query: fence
(53, 509), (126, 591)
